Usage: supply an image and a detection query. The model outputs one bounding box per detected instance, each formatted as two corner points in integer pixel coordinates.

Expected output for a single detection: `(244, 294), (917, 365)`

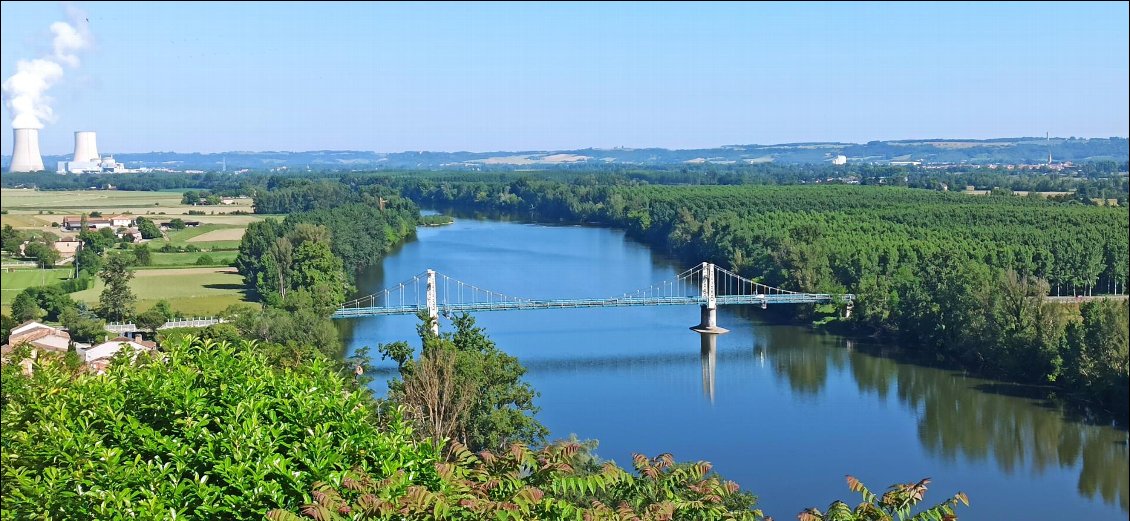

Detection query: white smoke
(1, 4), (92, 129)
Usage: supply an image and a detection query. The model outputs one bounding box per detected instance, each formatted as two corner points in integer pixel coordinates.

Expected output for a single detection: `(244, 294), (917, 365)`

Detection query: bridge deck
(332, 294), (852, 319)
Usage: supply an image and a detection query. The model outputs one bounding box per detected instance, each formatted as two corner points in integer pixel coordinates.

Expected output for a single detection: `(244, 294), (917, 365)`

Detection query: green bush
(268, 441), (762, 521)
(1, 337), (439, 519)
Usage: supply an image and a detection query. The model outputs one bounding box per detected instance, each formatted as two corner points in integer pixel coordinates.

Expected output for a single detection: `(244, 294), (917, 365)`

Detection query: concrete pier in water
(690, 262), (730, 334)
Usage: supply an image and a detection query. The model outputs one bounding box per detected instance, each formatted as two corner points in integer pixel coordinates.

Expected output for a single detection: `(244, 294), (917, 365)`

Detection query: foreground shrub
(799, 476), (968, 521)
(268, 440), (762, 520)
(0, 337), (439, 519)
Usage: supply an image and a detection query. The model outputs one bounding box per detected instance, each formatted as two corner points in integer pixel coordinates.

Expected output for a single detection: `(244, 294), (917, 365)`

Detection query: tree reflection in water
(755, 322), (1128, 513)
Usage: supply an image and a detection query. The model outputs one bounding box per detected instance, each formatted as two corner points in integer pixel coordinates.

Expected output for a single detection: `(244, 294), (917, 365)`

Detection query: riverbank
(342, 216), (1129, 521)
(404, 182), (1128, 422)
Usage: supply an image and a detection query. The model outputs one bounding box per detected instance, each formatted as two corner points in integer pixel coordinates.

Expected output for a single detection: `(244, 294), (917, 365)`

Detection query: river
(339, 217), (1128, 520)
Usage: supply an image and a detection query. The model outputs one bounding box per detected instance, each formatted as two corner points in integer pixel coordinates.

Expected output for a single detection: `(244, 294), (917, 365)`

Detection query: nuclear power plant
(56, 130), (128, 173)
(73, 131), (99, 162)
(9, 128), (46, 172)
(5, 128), (133, 173)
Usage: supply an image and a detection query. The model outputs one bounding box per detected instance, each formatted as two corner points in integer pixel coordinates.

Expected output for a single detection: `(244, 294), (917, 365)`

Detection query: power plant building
(56, 131), (130, 173)
(57, 155), (127, 174)
(5, 128), (134, 173)
(9, 128), (45, 172)
(73, 131), (99, 162)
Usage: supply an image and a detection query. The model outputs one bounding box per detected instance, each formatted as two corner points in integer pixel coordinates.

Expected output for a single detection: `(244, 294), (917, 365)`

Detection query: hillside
(2, 137), (1126, 172)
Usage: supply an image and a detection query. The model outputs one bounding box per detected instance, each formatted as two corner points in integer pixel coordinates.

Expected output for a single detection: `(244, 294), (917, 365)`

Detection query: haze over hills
(3, 136), (1127, 172)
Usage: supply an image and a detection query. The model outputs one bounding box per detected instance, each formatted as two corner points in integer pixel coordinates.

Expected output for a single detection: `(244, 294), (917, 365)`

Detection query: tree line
(5, 159), (1126, 201)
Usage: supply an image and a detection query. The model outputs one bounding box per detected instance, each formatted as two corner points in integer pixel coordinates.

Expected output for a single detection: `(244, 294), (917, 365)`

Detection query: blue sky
(2, 1), (1127, 155)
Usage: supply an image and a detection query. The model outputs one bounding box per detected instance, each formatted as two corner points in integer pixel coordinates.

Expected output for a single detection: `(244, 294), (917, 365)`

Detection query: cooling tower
(73, 131), (99, 162)
(9, 128), (45, 172)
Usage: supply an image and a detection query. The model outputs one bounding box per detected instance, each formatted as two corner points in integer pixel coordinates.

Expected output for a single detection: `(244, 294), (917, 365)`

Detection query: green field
(1, 268), (72, 305)
(69, 267), (251, 316)
(165, 224), (228, 243)
(162, 224), (246, 250)
(1, 189), (184, 210)
(0, 213), (56, 228)
(150, 251), (238, 267)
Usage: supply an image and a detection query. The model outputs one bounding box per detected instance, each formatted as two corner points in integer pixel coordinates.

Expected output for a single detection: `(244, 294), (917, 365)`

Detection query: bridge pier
(691, 305), (729, 334)
(426, 269), (439, 335)
(691, 262), (729, 334)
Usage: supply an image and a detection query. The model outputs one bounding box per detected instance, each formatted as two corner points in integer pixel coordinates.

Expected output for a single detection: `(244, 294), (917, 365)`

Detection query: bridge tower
(426, 269), (439, 335)
(691, 262), (729, 334)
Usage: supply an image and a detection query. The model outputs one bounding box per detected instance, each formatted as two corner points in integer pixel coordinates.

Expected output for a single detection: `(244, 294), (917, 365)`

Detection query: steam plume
(1, 5), (92, 129)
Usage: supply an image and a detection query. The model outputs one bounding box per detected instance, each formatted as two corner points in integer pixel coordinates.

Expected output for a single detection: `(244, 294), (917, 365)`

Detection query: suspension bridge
(332, 262), (853, 334)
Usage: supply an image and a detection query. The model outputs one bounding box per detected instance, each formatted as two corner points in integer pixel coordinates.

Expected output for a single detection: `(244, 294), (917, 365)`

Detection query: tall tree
(97, 254), (136, 322)
(10, 292), (45, 322)
(1, 225), (25, 255)
(134, 217), (162, 240)
(131, 244), (152, 266)
(386, 314), (547, 452)
(60, 307), (108, 344)
(24, 242), (60, 269)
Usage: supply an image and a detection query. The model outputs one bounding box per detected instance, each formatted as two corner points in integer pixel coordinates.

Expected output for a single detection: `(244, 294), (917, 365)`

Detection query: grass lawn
(1, 268), (72, 305)
(165, 224), (234, 244)
(155, 224), (246, 251)
(150, 251), (238, 267)
(70, 267), (252, 316)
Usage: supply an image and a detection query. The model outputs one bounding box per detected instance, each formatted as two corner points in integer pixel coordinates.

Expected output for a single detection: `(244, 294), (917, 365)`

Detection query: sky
(1, 1), (1128, 155)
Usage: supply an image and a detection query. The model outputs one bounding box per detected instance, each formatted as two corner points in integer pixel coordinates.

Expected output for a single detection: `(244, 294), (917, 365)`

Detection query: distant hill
(3, 137), (1126, 171)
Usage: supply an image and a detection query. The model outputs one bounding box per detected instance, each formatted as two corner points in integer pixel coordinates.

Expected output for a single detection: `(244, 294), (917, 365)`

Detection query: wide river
(339, 217), (1127, 520)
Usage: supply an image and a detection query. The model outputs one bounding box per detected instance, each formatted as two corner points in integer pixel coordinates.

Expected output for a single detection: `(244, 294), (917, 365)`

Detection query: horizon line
(6, 135), (1128, 158)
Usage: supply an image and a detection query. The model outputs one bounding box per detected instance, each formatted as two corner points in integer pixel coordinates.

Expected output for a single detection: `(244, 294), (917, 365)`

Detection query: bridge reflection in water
(700, 332), (717, 403)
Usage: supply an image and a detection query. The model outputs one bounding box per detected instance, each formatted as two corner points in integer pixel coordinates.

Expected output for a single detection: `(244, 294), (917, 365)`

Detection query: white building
(82, 336), (157, 364)
(832, 155), (848, 165)
(57, 156), (131, 174)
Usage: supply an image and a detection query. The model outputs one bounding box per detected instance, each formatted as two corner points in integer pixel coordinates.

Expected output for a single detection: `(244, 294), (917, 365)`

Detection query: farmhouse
(1, 321), (72, 355)
(53, 237), (82, 258)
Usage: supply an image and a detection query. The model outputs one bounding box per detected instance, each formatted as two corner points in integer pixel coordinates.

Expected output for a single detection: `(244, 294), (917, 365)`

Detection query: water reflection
(342, 217), (1127, 518)
(700, 333), (717, 403)
(751, 325), (1129, 513)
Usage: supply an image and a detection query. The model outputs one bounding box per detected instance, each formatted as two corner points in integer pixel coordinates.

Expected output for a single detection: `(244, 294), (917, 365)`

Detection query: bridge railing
(334, 263), (854, 317)
(105, 317), (226, 333)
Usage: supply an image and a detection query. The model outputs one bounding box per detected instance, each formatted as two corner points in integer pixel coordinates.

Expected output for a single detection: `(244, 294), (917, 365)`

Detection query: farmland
(68, 267), (250, 316)
(0, 188), (275, 259)
(0, 189), (268, 315)
(0, 188), (267, 231)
